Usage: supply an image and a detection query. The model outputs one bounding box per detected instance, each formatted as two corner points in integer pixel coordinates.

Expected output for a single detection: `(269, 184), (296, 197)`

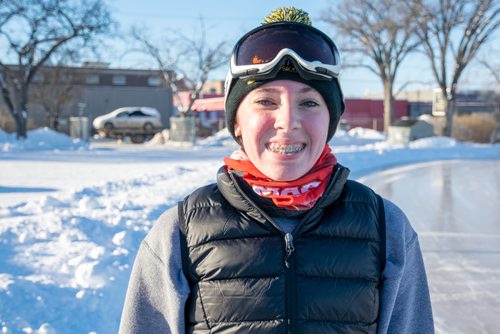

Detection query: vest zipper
(284, 233), (295, 268)
(284, 232), (296, 333)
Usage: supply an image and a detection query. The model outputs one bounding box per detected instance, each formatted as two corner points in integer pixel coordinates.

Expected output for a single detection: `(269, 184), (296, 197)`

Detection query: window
(129, 110), (147, 117)
(85, 74), (100, 84)
(116, 112), (129, 118)
(58, 72), (72, 83)
(147, 76), (162, 86)
(112, 75), (127, 85)
(33, 74), (44, 82)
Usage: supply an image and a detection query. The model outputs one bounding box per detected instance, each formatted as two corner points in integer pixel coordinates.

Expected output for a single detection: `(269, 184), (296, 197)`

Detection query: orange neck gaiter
(224, 145), (337, 210)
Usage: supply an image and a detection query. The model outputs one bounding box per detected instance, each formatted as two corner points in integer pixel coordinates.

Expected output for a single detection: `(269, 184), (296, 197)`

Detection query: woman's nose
(274, 104), (301, 131)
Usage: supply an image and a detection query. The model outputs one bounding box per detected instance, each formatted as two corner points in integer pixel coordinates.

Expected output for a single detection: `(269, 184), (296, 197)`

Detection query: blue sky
(104, 0), (498, 98)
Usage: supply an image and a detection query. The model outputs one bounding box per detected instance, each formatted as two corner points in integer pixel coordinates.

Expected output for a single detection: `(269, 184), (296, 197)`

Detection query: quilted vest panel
(180, 179), (383, 334)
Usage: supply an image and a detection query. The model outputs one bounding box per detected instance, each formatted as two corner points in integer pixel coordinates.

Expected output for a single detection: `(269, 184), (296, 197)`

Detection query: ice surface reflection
(359, 160), (500, 334)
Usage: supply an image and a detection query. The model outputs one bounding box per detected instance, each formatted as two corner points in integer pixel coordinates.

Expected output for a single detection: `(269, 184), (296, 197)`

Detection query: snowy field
(1, 127), (499, 333)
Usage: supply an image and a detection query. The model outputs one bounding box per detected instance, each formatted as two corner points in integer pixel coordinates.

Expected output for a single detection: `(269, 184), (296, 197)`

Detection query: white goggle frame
(230, 48), (341, 81)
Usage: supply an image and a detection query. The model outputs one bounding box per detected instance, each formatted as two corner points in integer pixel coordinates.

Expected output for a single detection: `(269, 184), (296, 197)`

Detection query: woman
(120, 7), (434, 334)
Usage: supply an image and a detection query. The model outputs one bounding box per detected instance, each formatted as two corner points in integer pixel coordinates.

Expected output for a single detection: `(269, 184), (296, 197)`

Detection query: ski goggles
(229, 22), (341, 82)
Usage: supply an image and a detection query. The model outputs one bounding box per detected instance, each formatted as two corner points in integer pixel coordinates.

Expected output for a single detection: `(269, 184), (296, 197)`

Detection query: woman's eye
(301, 100), (319, 107)
(255, 99), (275, 106)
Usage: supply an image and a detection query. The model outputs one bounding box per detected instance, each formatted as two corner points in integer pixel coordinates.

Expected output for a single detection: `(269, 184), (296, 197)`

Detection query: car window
(116, 112), (129, 118)
(129, 111), (148, 117)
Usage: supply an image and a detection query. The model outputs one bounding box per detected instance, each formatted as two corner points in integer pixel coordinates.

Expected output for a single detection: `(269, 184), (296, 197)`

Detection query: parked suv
(93, 107), (163, 143)
(93, 107), (162, 133)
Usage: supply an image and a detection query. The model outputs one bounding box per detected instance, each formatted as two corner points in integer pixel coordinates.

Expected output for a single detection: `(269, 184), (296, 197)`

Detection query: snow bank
(0, 129), (10, 142)
(409, 136), (458, 148)
(197, 127), (239, 147)
(0, 127), (88, 152)
(348, 127), (387, 139)
(330, 127), (387, 147)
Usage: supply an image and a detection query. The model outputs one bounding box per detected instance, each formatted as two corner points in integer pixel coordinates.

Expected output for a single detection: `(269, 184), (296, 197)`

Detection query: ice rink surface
(360, 160), (500, 334)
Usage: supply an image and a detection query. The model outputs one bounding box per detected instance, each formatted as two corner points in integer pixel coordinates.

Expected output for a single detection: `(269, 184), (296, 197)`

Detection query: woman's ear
(234, 121), (242, 137)
(234, 121), (244, 147)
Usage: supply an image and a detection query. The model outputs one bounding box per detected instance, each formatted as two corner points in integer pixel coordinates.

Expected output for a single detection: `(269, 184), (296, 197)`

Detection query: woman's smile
(265, 143), (305, 154)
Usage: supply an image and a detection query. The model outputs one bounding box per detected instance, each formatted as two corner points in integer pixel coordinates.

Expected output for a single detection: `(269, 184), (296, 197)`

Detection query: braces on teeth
(268, 144), (303, 153)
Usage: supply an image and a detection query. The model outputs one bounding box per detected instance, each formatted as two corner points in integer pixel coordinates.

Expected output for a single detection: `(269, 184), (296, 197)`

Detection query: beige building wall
(201, 80), (225, 96)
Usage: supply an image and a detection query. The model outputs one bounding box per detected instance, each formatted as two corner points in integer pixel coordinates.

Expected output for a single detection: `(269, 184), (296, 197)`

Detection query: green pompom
(262, 7), (312, 25)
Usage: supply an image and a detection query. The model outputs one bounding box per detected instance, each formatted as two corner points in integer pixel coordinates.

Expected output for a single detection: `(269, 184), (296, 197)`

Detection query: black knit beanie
(224, 7), (345, 144)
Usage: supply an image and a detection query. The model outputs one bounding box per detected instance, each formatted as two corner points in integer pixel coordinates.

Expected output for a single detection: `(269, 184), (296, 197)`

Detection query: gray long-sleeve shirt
(119, 198), (434, 333)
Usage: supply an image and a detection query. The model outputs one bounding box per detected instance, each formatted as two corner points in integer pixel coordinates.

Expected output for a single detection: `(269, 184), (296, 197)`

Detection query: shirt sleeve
(377, 199), (435, 334)
(119, 206), (190, 334)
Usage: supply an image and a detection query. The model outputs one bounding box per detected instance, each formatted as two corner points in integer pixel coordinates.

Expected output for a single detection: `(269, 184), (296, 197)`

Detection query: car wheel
(131, 134), (145, 144)
(143, 122), (154, 131)
(104, 122), (114, 130)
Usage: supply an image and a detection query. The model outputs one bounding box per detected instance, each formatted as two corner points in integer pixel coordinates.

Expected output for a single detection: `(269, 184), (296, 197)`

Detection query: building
(432, 89), (499, 116)
(364, 89), (434, 119)
(342, 99), (409, 131)
(364, 88), (499, 118)
(0, 63), (174, 134)
(172, 82), (226, 136)
(200, 80), (224, 95)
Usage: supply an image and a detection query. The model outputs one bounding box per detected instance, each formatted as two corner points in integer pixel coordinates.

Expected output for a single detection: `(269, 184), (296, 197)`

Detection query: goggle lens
(235, 24), (338, 67)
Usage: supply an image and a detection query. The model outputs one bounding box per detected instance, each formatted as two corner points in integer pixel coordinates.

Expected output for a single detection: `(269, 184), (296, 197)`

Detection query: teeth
(267, 143), (304, 154)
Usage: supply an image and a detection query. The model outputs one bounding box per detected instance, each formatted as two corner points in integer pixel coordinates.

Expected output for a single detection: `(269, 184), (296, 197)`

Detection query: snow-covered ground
(1, 127), (499, 333)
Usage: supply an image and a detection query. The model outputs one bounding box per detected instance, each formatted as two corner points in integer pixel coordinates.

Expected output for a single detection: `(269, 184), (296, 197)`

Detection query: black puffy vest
(179, 165), (385, 334)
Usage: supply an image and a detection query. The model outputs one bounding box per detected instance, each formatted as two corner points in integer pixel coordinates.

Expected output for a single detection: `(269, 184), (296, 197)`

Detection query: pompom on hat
(224, 7), (345, 144)
(261, 6), (312, 25)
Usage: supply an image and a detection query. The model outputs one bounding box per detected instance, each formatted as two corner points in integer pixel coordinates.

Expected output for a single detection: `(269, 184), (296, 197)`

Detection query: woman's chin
(260, 165), (306, 182)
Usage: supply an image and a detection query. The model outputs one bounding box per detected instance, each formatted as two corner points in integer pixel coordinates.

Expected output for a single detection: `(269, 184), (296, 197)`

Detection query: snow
(0, 128), (88, 152)
(1, 127), (499, 333)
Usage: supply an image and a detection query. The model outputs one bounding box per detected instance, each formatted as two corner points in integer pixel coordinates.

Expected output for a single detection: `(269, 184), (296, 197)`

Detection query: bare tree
(322, 0), (419, 132)
(413, 0), (499, 136)
(478, 59), (500, 85)
(0, 0), (113, 139)
(30, 65), (83, 130)
(477, 53), (500, 143)
(131, 19), (228, 117)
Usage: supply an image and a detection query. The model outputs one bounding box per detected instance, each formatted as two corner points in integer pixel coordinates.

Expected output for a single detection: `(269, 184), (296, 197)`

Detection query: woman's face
(234, 80), (330, 181)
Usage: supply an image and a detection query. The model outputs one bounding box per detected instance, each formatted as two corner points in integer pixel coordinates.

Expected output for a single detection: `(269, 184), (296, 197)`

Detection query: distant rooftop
(81, 61), (110, 69)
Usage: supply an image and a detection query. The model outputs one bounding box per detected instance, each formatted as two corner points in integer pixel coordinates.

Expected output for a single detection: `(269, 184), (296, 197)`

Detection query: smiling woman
(119, 7), (434, 334)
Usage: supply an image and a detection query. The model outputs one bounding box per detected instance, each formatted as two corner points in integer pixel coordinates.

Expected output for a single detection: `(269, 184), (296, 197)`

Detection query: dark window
(112, 75), (127, 85)
(129, 111), (148, 117)
(148, 76), (162, 86)
(86, 74), (100, 84)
